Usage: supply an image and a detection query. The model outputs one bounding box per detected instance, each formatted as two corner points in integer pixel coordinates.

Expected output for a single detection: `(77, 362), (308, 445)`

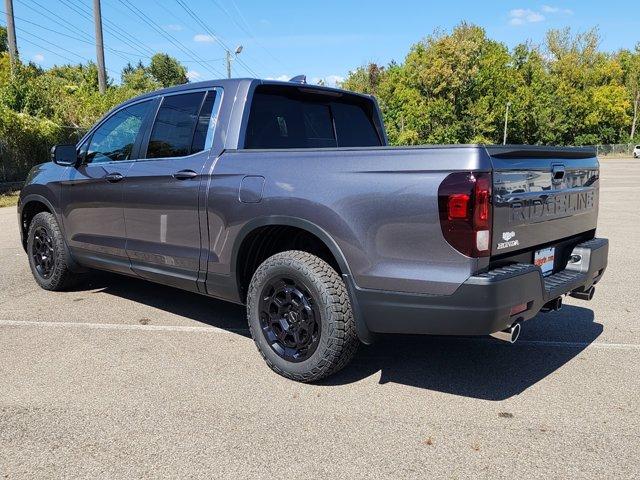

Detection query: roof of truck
(120, 78), (371, 108)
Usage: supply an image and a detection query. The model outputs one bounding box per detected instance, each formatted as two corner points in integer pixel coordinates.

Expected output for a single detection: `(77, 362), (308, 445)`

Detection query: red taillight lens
(448, 194), (470, 220)
(474, 176), (490, 228)
(438, 172), (492, 257)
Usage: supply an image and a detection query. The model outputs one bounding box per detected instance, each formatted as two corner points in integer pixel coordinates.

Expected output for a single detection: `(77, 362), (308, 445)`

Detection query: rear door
(489, 146), (599, 257)
(123, 89), (221, 292)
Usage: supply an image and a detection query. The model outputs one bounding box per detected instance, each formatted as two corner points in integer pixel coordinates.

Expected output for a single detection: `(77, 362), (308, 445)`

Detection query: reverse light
(438, 172), (492, 257)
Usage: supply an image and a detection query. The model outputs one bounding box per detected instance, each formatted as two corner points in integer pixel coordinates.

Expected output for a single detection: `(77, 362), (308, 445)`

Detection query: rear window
(244, 86), (381, 149)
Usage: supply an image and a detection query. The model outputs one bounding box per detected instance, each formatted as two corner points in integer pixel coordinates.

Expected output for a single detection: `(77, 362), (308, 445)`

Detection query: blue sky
(4, 0), (640, 86)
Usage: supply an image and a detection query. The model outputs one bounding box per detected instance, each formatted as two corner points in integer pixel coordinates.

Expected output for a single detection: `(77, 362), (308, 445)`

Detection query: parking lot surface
(1, 158), (638, 479)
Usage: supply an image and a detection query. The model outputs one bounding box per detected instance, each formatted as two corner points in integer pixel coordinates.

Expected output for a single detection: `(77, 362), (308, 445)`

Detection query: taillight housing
(438, 172), (492, 257)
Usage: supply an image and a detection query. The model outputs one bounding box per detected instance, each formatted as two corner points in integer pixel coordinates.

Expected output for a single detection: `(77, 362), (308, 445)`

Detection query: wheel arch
(232, 216), (352, 294)
(231, 216), (374, 345)
(19, 194), (58, 251)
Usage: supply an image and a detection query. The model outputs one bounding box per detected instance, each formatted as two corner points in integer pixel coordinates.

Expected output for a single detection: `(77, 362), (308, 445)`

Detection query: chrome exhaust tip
(490, 322), (521, 344)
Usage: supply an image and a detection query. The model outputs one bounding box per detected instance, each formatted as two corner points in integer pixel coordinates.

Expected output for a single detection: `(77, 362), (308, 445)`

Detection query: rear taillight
(438, 172), (492, 257)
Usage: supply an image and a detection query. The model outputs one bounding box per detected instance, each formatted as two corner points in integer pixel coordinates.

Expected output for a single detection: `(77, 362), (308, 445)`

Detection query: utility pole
(503, 101), (512, 145)
(4, 0), (18, 72)
(92, 0), (107, 94)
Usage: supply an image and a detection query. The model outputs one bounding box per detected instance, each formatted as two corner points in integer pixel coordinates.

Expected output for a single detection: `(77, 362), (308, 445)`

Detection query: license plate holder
(534, 247), (555, 277)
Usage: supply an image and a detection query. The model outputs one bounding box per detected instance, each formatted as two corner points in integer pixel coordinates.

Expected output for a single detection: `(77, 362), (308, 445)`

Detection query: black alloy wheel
(258, 276), (321, 362)
(31, 226), (55, 279)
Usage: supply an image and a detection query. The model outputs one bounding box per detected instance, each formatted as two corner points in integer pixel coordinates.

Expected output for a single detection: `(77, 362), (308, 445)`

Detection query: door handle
(173, 169), (198, 180)
(105, 172), (124, 183)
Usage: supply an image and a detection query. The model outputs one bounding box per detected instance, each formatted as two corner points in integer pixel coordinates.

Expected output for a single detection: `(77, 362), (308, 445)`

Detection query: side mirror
(51, 144), (78, 166)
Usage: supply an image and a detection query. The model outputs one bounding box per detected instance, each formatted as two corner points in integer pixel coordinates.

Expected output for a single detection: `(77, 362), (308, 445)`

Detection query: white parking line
(0, 319), (247, 334)
(0, 319), (638, 351)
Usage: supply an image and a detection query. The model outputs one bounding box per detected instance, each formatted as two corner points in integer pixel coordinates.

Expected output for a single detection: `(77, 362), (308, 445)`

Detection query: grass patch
(0, 190), (20, 208)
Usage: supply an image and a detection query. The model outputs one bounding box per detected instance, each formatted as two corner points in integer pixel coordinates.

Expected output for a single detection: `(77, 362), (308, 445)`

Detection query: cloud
(32, 53), (45, 63)
(187, 70), (202, 81)
(509, 9), (545, 25)
(193, 34), (216, 43)
(266, 75), (290, 82)
(164, 24), (183, 31)
(541, 5), (573, 14)
(509, 5), (574, 25)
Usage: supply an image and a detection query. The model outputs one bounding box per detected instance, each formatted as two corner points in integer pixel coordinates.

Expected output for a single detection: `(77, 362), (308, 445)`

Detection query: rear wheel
(27, 212), (79, 291)
(246, 251), (359, 382)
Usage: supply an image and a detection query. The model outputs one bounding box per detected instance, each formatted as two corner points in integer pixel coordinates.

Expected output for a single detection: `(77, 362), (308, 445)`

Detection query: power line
(1, 9), (135, 63)
(58, 0), (157, 60)
(17, 0), (149, 62)
(208, 0), (287, 72)
(173, 0), (259, 77)
(64, 0), (156, 57)
(16, 28), (119, 75)
(115, 0), (225, 78)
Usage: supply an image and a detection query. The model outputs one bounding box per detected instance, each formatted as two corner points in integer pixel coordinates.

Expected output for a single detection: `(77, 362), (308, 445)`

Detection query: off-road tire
(247, 250), (359, 382)
(27, 212), (79, 291)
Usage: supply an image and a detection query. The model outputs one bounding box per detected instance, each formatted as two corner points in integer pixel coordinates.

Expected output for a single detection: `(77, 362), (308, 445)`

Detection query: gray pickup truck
(18, 78), (608, 382)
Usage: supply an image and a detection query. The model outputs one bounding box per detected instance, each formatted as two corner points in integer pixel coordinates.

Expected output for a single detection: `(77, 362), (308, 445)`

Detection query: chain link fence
(589, 143), (639, 158)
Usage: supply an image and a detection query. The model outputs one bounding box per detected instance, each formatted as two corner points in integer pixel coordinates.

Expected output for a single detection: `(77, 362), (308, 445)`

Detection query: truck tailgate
(487, 146), (599, 256)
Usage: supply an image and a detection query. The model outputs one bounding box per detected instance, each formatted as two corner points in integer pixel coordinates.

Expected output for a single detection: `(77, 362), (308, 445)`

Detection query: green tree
(0, 26), (7, 53)
(343, 24), (633, 146)
(618, 45), (640, 140)
(148, 53), (188, 87)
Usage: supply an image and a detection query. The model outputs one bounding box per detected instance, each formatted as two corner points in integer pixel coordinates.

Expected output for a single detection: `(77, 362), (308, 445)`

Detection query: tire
(246, 250), (359, 382)
(27, 211), (79, 291)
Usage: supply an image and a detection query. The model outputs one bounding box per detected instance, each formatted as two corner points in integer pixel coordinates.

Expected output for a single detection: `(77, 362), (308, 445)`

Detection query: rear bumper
(349, 238), (608, 338)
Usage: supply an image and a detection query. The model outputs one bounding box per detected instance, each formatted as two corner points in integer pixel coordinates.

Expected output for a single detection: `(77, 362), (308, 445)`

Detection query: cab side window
(85, 101), (152, 164)
(146, 91), (217, 159)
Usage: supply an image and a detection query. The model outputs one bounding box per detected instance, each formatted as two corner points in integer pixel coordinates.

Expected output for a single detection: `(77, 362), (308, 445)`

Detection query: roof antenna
(289, 75), (307, 84)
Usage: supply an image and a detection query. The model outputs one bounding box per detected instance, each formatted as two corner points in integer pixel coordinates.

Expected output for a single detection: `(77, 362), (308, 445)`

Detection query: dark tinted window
(245, 92), (336, 149)
(86, 101), (152, 163)
(331, 101), (381, 147)
(147, 92), (205, 158)
(191, 90), (217, 153)
(245, 88), (381, 149)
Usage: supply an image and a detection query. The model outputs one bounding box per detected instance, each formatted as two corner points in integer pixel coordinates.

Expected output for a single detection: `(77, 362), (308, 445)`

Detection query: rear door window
(146, 91), (214, 159)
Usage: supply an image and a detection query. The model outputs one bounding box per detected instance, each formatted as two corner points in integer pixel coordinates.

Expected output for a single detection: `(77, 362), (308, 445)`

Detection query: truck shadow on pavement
(324, 305), (602, 400)
(82, 272), (601, 401)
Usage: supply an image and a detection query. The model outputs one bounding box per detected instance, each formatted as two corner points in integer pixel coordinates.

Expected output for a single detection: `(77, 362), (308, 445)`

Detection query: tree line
(1, 23), (640, 181)
(341, 23), (640, 147)
(0, 24), (189, 181)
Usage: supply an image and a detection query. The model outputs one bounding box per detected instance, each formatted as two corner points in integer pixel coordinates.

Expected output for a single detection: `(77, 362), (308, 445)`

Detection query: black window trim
(138, 87), (223, 162)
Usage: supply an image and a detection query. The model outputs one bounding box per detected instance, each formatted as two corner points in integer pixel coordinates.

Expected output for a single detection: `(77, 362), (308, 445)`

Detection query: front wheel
(246, 251), (359, 382)
(27, 212), (79, 291)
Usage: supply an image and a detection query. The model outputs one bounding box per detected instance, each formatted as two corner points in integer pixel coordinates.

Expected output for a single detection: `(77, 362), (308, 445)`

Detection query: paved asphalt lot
(1, 158), (638, 479)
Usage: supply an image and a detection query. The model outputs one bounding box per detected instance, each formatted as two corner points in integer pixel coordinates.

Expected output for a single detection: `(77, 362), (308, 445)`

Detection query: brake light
(448, 194), (470, 220)
(438, 172), (492, 257)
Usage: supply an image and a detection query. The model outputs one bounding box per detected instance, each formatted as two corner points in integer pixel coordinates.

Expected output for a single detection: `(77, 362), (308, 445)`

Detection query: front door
(123, 90), (220, 291)
(61, 100), (154, 273)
